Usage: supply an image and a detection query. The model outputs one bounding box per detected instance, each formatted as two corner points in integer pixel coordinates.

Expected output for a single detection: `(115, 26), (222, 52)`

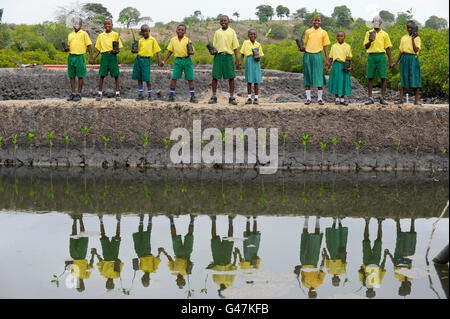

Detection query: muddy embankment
(0, 98), (448, 171)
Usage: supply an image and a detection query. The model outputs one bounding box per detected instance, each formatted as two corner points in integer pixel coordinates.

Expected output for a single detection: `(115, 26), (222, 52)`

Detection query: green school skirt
(303, 52), (326, 87)
(243, 231), (261, 261)
(400, 53), (422, 88)
(132, 56), (151, 82)
(211, 236), (234, 265)
(325, 226), (348, 260)
(328, 61), (352, 96)
(393, 231), (417, 266)
(69, 237), (88, 260)
(244, 56), (263, 84)
(300, 232), (323, 266)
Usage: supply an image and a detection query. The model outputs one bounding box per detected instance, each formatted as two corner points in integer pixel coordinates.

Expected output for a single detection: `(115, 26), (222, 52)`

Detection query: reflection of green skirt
(173, 234), (194, 259)
(303, 52), (326, 87)
(211, 236), (234, 265)
(245, 57), (263, 84)
(70, 237), (88, 259)
(394, 231), (417, 265)
(325, 226), (348, 260)
(328, 61), (352, 96)
(400, 53), (421, 88)
(300, 232), (323, 266)
(243, 231), (261, 261)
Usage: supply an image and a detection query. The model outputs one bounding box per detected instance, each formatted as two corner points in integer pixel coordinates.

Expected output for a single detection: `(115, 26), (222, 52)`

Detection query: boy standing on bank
(64, 18), (93, 102)
(132, 24), (162, 101)
(90, 19), (123, 101)
(363, 16), (392, 105)
(208, 15), (240, 105)
(161, 24), (198, 103)
(299, 15), (331, 105)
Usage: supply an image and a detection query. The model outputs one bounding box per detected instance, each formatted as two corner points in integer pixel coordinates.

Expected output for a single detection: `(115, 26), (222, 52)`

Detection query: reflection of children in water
(67, 214), (94, 292)
(385, 218), (417, 297)
(91, 214), (123, 292)
(236, 216), (261, 272)
(159, 214), (195, 289)
(207, 215), (238, 298)
(132, 214), (162, 287)
(294, 216), (326, 299)
(358, 217), (388, 298)
(323, 217), (348, 287)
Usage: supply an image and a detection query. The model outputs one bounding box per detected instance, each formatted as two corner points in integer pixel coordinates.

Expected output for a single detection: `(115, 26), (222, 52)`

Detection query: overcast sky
(1, 0), (449, 26)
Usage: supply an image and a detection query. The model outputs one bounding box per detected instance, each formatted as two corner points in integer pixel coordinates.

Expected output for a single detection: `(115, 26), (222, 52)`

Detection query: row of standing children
(64, 15), (422, 105)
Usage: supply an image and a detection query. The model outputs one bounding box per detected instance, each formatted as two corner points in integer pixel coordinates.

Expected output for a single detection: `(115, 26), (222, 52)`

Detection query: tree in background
(379, 10), (395, 24)
(194, 10), (204, 22)
(332, 5), (352, 29)
(117, 7), (152, 31)
(256, 5), (274, 22)
(233, 12), (240, 21)
(396, 9), (413, 24)
(296, 8), (308, 19)
(304, 10), (335, 30)
(0, 8), (3, 23)
(425, 16), (448, 31)
(276, 5), (290, 20)
(268, 23), (287, 39)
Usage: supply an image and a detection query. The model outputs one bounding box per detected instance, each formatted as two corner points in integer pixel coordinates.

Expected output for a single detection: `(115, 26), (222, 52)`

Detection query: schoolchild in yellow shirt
(131, 24), (162, 101)
(240, 30), (264, 105)
(162, 24), (198, 103)
(90, 19), (123, 101)
(64, 18), (93, 102)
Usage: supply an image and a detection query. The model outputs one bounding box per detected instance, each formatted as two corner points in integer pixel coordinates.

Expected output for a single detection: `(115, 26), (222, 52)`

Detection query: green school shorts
(172, 234), (194, 259)
(69, 237), (88, 260)
(366, 53), (387, 79)
(362, 239), (382, 265)
(99, 52), (120, 77)
(212, 53), (236, 79)
(211, 236), (234, 265)
(132, 231), (151, 258)
(132, 56), (151, 82)
(100, 236), (121, 261)
(172, 56), (195, 81)
(67, 54), (87, 79)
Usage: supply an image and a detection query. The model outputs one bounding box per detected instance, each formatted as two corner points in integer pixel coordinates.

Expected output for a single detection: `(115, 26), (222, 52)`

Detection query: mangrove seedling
(302, 133), (310, 166)
(80, 126), (90, 164)
(63, 135), (71, 165)
(320, 141), (327, 167)
(442, 148), (447, 156)
(331, 137), (338, 165)
(26, 132), (34, 163)
(395, 141), (401, 168)
(282, 132), (287, 166)
(354, 139), (361, 169)
(163, 138), (170, 164)
(141, 135), (149, 166)
(259, 131), (267, 150)
(12, 134), (18, 164)
(102, 136), (109, 165)
(47, 131), (55, 165)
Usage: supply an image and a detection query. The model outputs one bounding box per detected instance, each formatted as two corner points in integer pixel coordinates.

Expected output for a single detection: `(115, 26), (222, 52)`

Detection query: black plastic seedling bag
(62, 40), (68, 51)
(252, 48), (260, 60)
(369, 30), (376, 42)
(206, 43), (217, 55)
(112, 41), (119, 52)
(131, 40), (139, 52)
(187, 42), (194, 55)
(343, 57), (351, 72)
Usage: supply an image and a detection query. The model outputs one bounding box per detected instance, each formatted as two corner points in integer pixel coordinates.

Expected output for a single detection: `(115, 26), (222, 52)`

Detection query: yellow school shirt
(140, 255), (161, 273)
(71, 259), (93, 279)
(301, 267), (326, 289)
(68, 30), (92, 55)
(212, 264), (237, 288)
(138, 36), (161, 57)
(326, 259), (347, 275)
(240, 40), (264, 57)
(394, 265), (414, 282)
(399, 34), (421, 55)
(363, 29), (392, 53)
(213, 27), (240, 55)
(239, 257), (261, 270)
(95, 31), (123, 53)
(97, 260), (124, 279)
(359, 265), (386, 288)
(304, 27), (331, 53)
(169, 257), (188, 276)
(167, 36), (192, 58)
(329, 42), (352, 62)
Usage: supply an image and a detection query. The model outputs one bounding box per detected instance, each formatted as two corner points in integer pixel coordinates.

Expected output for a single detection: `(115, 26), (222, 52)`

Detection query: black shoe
(190, 95), (198, 103)
(147, 94), (153, 101)
(318, 100), (324, 105)
(67, 93), (75, 101)
(364, 97), (374, 105)
(305, 99), (311, 105)
(379, 97), (388, 105)
(96, 93), (103, 101)
(208, 96), (217, 104)
(115, 93), (121, 101)
(136, 93), (144, 101)
(229, 97), (238, 105)
(340, 99), (348, 106)
(73, 94), (81, 102)
(253, 98), (259, 105)
(168, 94), (175, 102)
(245, 98), (252, 104)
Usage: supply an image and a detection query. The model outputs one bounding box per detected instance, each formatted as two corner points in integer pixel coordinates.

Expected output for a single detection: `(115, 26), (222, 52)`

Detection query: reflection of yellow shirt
(394, 265), (414, 282)
(239, 257), (261, 270)
(301, 266), (326, 289)
(326, 259), (347, 275)
(169, 257), (188, 276)
(304, 27), (331, 53)
(399, 35), (421, 55)
(359, 265), (386, 288)
(240, 40), (264, 57)
(95, 31), (123, 53)
(213, 27), (239, 55)
(212, 264), (237, 288)
(329, 42), (352, 62)
(137, 36), (161, 57)
(363, 29), (392, 53)
(97, 260), (123, 279)
(71, 259), (93, 279)
(140, 255), (161, 273)
(68, 30), (92, 55)
(167, 36), (192, 57)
